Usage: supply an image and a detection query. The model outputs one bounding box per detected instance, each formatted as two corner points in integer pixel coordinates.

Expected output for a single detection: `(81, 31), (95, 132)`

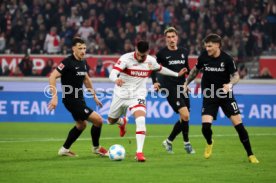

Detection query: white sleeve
(158, 67), (178, 77)
(109, 69), (120, 82)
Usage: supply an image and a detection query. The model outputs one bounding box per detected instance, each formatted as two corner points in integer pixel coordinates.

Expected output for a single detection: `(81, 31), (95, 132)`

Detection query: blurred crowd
(0, 0), (276, 78)
(0, 0), (276, 57)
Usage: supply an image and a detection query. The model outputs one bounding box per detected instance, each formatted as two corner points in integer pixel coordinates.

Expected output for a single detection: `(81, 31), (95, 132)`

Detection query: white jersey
(112, 52), (162, 99)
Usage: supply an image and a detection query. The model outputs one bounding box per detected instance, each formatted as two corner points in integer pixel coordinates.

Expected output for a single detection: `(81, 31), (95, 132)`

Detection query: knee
(180, 113), (190, 121)
(135, 116), (146, 132)
(76, 121), (87, 130)
(94, 116), (103, 127)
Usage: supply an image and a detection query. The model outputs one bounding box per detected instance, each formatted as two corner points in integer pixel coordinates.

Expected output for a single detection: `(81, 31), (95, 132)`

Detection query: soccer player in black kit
(48, 37), (108, 157)
(151, 27), (195, 154)
(183, 34), (259, 163)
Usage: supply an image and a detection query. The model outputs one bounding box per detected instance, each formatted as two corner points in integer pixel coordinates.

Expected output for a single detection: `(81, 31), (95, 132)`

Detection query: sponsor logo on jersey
(204, 67), (225, 72)
(130, 70), (149, 77)
(76, 71), (86, 76)
(168, 60), (186, 65)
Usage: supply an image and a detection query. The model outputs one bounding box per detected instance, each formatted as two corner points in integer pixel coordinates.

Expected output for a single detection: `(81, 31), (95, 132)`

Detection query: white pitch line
(0, 133), (275, 143)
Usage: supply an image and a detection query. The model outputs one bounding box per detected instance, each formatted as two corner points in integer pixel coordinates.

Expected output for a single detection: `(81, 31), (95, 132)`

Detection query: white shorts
(108, 95), (146, 119)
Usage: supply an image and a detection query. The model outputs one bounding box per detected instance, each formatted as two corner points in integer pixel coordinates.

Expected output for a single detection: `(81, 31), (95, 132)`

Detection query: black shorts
(165, 87), (190, 113)
(202, 96), (240, 120)
(63, 99), (93, 121)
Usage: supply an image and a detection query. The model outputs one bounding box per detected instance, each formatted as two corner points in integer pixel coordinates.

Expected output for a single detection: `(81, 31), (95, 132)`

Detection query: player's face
(136, 50), (148, 63)
(165, 32), (178, 50)
(73, 43), (86, 60)
(204, 42), (220, 57)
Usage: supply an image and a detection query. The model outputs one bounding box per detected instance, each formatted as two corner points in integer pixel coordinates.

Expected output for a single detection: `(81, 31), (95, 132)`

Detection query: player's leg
(230, 115), (259, 163)
(132, 109), (147, 162)
(58, 101), (88, 157)
(222, 98), (259, 163)
(162, 89), (182, 153)
(201, 97), (218, 158)
(107, 96), (128, 137)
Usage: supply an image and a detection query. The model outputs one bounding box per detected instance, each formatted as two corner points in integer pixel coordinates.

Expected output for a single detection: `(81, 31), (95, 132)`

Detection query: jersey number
(231, 102), (238, 110)
(138, 99), (146, 105)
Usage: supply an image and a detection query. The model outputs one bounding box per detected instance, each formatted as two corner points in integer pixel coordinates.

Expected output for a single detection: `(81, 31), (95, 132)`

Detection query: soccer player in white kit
(108, 41), (187, 162)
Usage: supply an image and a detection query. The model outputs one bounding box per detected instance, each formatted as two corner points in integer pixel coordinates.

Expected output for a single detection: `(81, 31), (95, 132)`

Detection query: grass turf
(0, 122), (275, 183)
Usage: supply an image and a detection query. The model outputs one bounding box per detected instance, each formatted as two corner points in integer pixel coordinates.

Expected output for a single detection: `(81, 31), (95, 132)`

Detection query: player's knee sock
(63, 126), (83, 149)
(168, 120), (182, 142)
(181, 120), (189, 142)
(135, 116), (146, 152)
(202, 123), (213, 145)
(91, 125), (102, 147)
(235, 123), (253, 156)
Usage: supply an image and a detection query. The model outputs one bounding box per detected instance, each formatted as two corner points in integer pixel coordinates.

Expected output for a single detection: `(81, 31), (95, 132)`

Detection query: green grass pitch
(0, 122), (275, 183)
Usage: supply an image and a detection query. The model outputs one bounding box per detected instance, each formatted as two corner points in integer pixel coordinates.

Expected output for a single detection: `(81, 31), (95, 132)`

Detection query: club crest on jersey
(181, 54), (184, 58)
(147, 63), (153, 70)
(221, 62), (225, 67)
(58, 63), (65, 70)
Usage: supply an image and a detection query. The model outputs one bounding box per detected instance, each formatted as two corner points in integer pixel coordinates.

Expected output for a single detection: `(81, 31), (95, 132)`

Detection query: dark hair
(164, 27), (178, 35)
(136, 40), (149, 53)
(203, 34), (222, 46)
(72, 37), (85, 46)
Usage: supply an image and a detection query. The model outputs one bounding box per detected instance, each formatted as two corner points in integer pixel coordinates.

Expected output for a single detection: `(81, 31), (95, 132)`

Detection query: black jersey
(155, 47), (190, 87)
(56, 55), (88, 101)
(196, 50), (237, 90)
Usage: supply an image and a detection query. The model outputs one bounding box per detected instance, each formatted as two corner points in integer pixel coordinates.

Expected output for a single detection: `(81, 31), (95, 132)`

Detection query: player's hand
(153, 82), (161, 91)
(115, 78), (125, 87)
(222, 83), (233, 93)
(178, 68), (188, 77)
(183, 83), (191, 93)
(48, 96), (58, 111)
(93, 95), (103, 108)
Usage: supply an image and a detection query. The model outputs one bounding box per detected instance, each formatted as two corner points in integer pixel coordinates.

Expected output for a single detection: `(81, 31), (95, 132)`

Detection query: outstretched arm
(158, 67), (187, 77)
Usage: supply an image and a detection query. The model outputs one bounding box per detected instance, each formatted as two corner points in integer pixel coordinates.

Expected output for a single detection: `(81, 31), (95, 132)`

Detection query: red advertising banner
(259, 56), (276, 78)
(0, 54), (198, 77)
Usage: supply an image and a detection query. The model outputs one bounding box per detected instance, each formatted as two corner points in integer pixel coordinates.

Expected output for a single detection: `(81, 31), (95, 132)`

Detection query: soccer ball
(108, 144), (126, 161)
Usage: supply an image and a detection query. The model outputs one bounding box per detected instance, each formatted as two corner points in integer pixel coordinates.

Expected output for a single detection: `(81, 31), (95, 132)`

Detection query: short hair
(203, 34), (222, 46)
(72, 37), (85, 46)
(164, 27), (178, 35)
(136, 40), (149, 53)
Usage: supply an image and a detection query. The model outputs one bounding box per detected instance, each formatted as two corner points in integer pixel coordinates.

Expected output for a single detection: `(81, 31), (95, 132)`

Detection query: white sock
(116, 118), (124, 126)
(135, 116), (146, 152)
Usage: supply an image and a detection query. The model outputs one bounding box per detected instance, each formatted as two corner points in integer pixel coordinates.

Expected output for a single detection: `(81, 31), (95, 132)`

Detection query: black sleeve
(227, 56), (237, 75)
(185, 49), (190, 74)
(196, 52), (204, 70)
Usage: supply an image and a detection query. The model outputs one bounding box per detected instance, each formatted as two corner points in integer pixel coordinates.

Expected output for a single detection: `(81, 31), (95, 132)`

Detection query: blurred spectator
(44, 26), (61, 54)
(238, 64), (249, 79)
(94, 59), (109, 77)
(2, 65), (11, 76)
(258, 67), (273, 79)
(0, 32), (5, 53)
(41, 58), (55, 76)
(18, 54), (33, 76)
(77, 19), (95, 42)
(0, 66), (2, 75)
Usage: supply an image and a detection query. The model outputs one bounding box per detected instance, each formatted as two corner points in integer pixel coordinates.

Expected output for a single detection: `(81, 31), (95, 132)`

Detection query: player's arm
(222, 71), (240, 93)
(83, 73), (102, 107)
(183, 67), (200, 93)
(48, 69), (61, 111)
(109, 69), (125, 87)
(151, 71), (160, 91)
(157, 66), (187, 77)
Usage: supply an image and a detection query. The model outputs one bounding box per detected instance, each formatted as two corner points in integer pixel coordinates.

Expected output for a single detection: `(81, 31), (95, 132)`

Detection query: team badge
(181, 54), (184, 58)
(221, 62), (225, 67)
(147, 63), (153, 70)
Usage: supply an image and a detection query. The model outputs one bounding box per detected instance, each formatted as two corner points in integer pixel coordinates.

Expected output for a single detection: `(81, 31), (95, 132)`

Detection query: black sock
(235, 123), (253, 156)
(202, 123), (212, 145)
(181, 121), (189, 142)
(168, 120), (182, 142)
(63, 126), (83, 149)
(91, 125), (102, 147)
